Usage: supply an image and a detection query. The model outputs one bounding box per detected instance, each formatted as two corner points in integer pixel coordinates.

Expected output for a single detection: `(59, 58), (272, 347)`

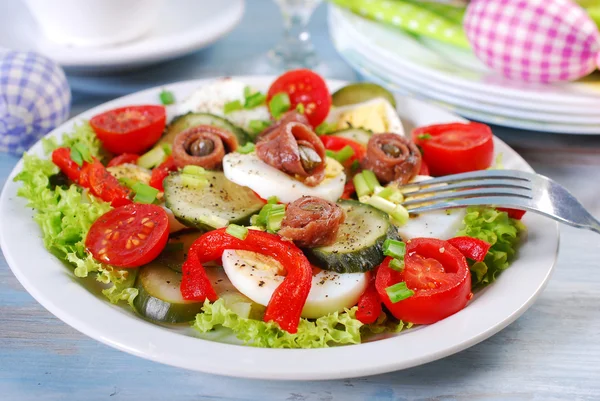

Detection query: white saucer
(0, 0), (244, 73)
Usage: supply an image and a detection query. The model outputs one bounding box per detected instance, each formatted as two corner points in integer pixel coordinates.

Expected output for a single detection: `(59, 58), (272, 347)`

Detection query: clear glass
(269, 0), (323, 70)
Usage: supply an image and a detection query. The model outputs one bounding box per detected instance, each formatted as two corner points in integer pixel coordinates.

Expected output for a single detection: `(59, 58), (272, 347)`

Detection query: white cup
(23, 0), (165, 48)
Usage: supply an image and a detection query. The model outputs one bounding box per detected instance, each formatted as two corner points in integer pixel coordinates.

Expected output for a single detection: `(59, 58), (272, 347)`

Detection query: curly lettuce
(193, 299), (364, 348)
(457, 207), (526, 288)
(13, 122), (138, 306)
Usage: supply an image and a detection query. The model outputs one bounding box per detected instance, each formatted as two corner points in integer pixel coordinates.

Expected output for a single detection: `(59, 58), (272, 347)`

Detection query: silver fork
(398, 170), (600, 235)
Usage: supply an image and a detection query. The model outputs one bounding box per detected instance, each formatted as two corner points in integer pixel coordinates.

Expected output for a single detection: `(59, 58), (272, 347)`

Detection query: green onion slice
(268, 92), (291, 119)
(226, 224), (249, 240)
(132, 182), (159, 204)
(385, 281), (414, 303)
(159, 90), (175, 105)
(383, 239), (406, 260)
(237, 142), (256, 154)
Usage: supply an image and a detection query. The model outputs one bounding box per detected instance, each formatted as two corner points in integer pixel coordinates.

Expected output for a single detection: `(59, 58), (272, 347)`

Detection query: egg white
(221, 250), (368, 319)
(326, 97), (405, 136)
(395, 175), (466, 240)
(178, 78), (270, 132)
(222, 152), (346, 204)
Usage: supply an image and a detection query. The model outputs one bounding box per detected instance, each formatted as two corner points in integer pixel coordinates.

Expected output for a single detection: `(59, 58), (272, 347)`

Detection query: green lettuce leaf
(13, 122), (138, 307)
(361, 312), (412, 335)
(457, 207), (526, 288)
(193, 299), (364, 348)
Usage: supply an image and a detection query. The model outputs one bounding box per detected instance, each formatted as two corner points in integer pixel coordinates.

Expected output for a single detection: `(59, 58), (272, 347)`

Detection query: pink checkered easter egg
(464, 0), (600, 83)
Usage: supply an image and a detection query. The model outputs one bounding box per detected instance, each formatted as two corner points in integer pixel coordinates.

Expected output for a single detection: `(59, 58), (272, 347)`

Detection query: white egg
(396, 175), (466, 240)
(221, 250), (368, 319)
(325, 97), (405, 136)
(222, 152), (346, 204)
(178, 78), (271, 131)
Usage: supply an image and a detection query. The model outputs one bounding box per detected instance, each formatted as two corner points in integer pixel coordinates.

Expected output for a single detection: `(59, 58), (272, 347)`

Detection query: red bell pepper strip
(52, 147), (132, 207)
(447, 236), (491, 262)
(107, 153), (140, 167)
(497, 208), (526, 220)
(149, 156), (177, 191)
(181, 228), (312, 333)
(341, 181), (356, 200)
(355, 271), (382, 324)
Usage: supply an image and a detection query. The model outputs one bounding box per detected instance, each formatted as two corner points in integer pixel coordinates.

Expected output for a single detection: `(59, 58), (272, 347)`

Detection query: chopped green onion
(159, 90), (175, 105)
(237, 142), (256, 154)
(243, 86), (253, 98)
(378, 186), (404, 204)
(181, 174), (208, 189)
(388, 258), (405, 272)
(255, 203), (285, 228)
(70, 147), (83, 166)
(383, 239), (406, 260)
(326, 145), (355, 164)
(132, 182), (159, 204)
(351, 160), (361, 172)
(296, 103), (305, 114)
(353, 173), (370, 199)
(182, 165), (206, 176)
(266, 208), (286, 232)
(362, 170), (381, 193)
(226, 224), (249, 240)
(390, 204), (409, 225)
(385, 282), (414, 303)
(118, 177), (137, 189)
(367, 196), (409, 225)
(162, 143), (172, 156)
(138, 146), (167, 169)
(250, 215), (261, 226)
(267, 196), (279, 204)
(224, 100), (243, 114)
(417, 133), (432, 140)
(315, 122), (335, 135)
(268, 92), (291, 119)
(248, 119), (273, 135)
(244, 92), (266, 109)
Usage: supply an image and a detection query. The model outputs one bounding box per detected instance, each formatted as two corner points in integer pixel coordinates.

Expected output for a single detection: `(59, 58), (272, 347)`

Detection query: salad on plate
(14, 69), (525, 348)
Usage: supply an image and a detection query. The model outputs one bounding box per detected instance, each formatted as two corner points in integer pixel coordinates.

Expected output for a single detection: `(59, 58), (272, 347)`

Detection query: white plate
(330, 6), (600, 108)
(329, 18), (600, 134)
(330, 9), (600, 120)
(0, 76), (559, 380)
(0, 0), (244, 72)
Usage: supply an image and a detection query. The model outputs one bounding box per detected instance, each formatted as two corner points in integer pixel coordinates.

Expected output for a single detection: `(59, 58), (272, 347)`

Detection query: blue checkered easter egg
(0, 51), (71, 154)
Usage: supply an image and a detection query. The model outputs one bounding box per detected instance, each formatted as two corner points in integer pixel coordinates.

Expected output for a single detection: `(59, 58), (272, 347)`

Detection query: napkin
(0, 50), (71, 155)
(330, 0), (471, 49)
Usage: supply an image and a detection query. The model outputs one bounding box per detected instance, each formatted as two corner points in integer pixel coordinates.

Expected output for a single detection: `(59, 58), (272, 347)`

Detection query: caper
(381, 143), (401, 158)
(298, 145), (322, 172)
(188, 138), (214, 156)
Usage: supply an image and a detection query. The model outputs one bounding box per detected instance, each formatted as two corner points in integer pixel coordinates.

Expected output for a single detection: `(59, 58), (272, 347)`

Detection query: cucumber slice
(329, 128), (372, 147)
(305, 200), (400, 273)
(161, 112), (250, 146)
(155, 231), (203, 272)
(164, 171), (264, 230)
(134, 262), (204, 323)
(332, 83), (397, 109)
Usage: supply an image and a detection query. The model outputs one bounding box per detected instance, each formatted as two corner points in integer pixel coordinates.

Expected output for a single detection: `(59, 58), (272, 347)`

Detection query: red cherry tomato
(320, 136), (366, 166)
(90, 105), (166, 154)
(51, 147), (83, 183)
(419, 159), (430, 176)
(80, 160), (131, 207)
(107, 153), (140, 167)
(86, 204), (169, 268)
(341, 181), (356, 200)
(412, 122), (494, 177)
(149, 156), (177, 192)
(375, 238), (472, 324)
(267, 69), (331, 128)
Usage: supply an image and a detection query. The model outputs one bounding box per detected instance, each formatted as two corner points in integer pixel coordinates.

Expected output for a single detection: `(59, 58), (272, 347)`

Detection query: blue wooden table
(2, 1), (600, 400)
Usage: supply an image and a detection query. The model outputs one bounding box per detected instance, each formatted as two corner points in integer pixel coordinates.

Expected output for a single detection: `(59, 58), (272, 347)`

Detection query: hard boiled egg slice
(223, 152), (346, 203)
(326, 97), (405, 136)
(395, 175), (466, 240)
(178, 78), (270, 132)
(222, 250), (368, 319)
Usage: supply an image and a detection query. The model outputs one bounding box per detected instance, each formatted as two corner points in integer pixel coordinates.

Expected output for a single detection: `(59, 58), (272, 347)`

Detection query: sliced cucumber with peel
(328, 128), (372, 147)
(161, 112), (250, 145)
(305, 200), (400, 273)
(164, 171), (264, 230)
(155, 231), (203, 273)
(332, 83), (396, 108)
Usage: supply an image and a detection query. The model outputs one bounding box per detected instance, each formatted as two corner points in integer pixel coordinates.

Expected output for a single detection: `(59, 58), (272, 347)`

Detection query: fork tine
(407, 195), (530, 214)
(402, 179), (532, 197)
(399, 170), (532, 191)
(402, 187), (532, 207)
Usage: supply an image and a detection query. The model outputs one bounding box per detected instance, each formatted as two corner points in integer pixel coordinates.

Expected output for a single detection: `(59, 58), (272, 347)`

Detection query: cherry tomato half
(375, 238), (472, 324)
(320, 135), (366, 166)
(90, 105), (166, 155)
(80, 160), (131, 207)
(107, 153), (140, 167)
(267, 69), (331, 128)
(86, 204), (169, 268)
(412, 122), (494, 177)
